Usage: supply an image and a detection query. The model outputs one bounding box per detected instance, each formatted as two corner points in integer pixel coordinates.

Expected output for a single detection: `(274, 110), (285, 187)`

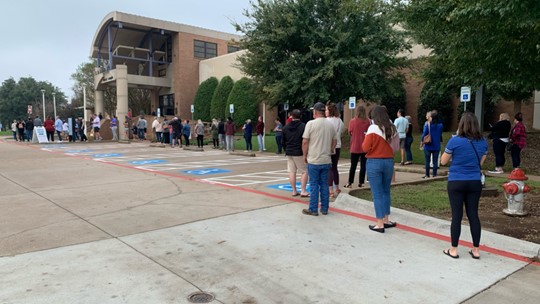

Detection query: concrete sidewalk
(0, 139), (538, 304)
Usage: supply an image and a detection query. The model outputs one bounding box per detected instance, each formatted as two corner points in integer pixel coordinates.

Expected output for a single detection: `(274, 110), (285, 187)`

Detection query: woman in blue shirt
(421, 111), (443, 178)
(441, 112), (488, 259)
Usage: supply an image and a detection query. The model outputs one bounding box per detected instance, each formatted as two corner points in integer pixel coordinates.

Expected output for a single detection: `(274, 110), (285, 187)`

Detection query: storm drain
(187, 291), (215, 303)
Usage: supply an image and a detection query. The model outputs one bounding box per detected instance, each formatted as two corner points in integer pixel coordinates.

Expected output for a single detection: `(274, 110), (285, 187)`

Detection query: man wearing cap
(302, 102), (337, 216)
(282, 109), (309, 197)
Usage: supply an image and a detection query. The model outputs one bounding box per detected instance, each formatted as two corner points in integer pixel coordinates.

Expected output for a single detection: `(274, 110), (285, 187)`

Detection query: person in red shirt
(43, 116), (55, 142)
(345, 105), (370, 188)
(509, 112), (526, 168)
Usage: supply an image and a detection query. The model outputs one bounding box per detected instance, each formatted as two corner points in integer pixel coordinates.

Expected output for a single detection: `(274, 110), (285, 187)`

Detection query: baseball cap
(313, 102), (325, 112)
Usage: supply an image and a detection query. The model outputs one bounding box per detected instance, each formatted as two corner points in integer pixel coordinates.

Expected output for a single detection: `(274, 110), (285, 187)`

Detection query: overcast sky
(0, 0), (251, 100)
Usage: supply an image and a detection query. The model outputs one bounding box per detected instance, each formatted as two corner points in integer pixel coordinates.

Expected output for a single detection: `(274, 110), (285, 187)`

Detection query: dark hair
(398, 109), (405, 117)
(369, 105), (396, 141)
(326, 102), (338, 117)
(457, 111), (483, 140)
(430, 110), (440, 124)
(514, 112), (523, 122)
(291, 109), (301, 119)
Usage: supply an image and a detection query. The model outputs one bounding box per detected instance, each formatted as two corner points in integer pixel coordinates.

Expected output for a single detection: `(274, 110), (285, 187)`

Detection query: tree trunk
(513, 100), (522, 115)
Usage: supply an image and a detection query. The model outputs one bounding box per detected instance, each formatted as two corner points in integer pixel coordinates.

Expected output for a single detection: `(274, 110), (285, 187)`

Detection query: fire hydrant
(501, 168), (531, 216)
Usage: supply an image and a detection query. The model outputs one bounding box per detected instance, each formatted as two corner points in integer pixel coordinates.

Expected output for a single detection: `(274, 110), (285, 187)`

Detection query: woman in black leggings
(440, 112), (488, 259)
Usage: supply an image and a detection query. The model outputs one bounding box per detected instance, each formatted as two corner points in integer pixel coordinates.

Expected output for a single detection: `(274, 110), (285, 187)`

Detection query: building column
(533, 91), (540, 131)
(95, 90), (104, 117)
(116, 65), (129, 141)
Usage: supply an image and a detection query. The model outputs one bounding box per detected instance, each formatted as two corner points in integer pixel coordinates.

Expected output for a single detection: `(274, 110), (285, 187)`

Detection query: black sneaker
(320, 210), (328, 215)
(302, 209), (318, 216)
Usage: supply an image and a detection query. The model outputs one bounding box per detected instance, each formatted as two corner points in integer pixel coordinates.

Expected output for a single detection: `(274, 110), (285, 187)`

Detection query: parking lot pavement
(1, 140), (539, 304)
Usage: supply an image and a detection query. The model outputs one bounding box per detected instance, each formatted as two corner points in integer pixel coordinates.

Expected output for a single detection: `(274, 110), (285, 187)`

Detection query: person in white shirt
(92, 114), (102, 141)
(394, 109), (409, 165)
(325, 102), (345, 198)
(62, 120), (69, 141)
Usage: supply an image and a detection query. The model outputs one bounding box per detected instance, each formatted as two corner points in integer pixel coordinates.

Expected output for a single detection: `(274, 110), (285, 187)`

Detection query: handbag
(422, 123), (432, 144)
(469, 139), (485, 187)
(388, 133), (400, 153)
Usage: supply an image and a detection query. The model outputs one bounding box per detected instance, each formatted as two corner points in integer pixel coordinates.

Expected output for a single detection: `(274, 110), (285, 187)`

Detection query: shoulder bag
(469, 139), (485, 187)
(422, 123), (432, 144)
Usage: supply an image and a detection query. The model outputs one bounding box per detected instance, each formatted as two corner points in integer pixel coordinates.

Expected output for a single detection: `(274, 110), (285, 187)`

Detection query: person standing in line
(182, 120), (191, 146)
(325, 102), (344, 197)
(62, 120), (69, 141)
(161, 117), (169, 144)
(344, 105), (370, 188)
(274, 118), (284, 154)
(404, 115), (414, 165)
(225, 117), (235, 152)
(109, 115), (118, 141)
(154, 117), (163, 143)
(509, 112), (526, 169)
(301, 102), (337, 216)
(195, 119), (205, 148)
(54, 115), (63, 142)
(441, 112), (488, 259)
(79, 117), (88, 142)
(243, 119), (253, 152)
(394, 109), (409, 165)
(33, 116), (43, 128)
(169, 117), (180, 147)
(16, 119), (25, 142)
(25, 117), (34, 142)
(92, 113), (102, 141)
(285, 112), (293, 125)
(487, 113), (511, 173)
(256, 116), (266, 151)
(211, 118), (219, 149)
(283, 109), (309, 197)
(151, 117), (159, 142)
(218, 118), (226, 150)
(136, 115), (147, 141)
(362, 105), (398, 233)
(44, 116), (55, 142)
(11, 120), (17, 141)
(421, 110), (443, 178)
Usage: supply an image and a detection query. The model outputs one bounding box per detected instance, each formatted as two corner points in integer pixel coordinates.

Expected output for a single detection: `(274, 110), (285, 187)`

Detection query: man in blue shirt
(394, 109), (408, 165)
(54, 116), (63, 142)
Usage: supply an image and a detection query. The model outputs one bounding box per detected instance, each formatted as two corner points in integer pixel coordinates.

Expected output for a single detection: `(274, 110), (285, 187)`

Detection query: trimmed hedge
(193, 77), (218, 122)
(226, 77), (258, 127)
(210, 76), (234, 121)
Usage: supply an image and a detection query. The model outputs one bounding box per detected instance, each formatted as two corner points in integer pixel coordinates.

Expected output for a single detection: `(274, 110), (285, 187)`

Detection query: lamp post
(52, 92), (56, 118)
(41, 89), (46, 120)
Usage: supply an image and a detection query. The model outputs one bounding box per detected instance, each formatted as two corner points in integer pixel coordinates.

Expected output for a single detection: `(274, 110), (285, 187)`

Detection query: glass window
(159, 94), (175, 116)
(228, 45), (241, 53)
(194, 40), (218, 59)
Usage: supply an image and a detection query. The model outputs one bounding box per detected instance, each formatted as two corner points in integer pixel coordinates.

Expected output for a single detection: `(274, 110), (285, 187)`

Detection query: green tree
(234, 0), (409, 108)
(227, 77), (258, 126)
(395, 0), (540, 111)
(193, 77), (219, 121)
(0, 77), (66, 127)
(210, 76), (235, 120)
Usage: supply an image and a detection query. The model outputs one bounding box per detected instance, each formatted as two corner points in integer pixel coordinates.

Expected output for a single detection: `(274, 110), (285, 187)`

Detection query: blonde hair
(499, 113), (510, 121)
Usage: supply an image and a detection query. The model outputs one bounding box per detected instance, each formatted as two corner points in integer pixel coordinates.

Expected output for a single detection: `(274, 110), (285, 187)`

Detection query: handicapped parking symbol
(267, 182), (311, 192)
(92, 153), (123, 158)
(182, 168), (231, 175)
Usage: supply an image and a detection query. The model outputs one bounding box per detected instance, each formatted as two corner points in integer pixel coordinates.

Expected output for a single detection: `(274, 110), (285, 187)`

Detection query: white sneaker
(488, 169), (503, 174)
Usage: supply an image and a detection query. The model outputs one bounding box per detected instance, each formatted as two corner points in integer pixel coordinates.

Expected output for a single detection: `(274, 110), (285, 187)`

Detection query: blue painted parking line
(267, 182), (311, 192)
(181, 168), (232, 175)
(130, 159), (167, 165)
(66, 149), (93, 153)
(92, 153), (123, 158)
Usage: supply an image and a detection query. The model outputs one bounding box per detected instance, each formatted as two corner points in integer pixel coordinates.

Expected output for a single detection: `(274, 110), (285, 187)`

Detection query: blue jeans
(257, 134), (265, 151)
(405, 137), (413, 161)
(25, 129), (33, 141)
(244, 135), (252, 151)
(424, 149), (440, 177)
(275, 134), (283, 153)
(366, 158), (394, 219)
(307, 163), (331, 213)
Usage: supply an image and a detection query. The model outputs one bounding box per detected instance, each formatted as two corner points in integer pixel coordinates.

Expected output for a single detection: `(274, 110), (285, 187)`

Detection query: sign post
(229, 104), (234, 119)
(460, 86), (471, 111)
(349, 96), (356, 119)
(190, 104), (194, 121)
(284, 103), (289, 121)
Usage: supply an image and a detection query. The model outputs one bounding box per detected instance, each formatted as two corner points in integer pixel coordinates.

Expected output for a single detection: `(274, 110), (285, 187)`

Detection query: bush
(193, 77), (218, 122)
(210, 76), (234, 121)
(227, 77), (258, 127)
(417, 82), (453, 131)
